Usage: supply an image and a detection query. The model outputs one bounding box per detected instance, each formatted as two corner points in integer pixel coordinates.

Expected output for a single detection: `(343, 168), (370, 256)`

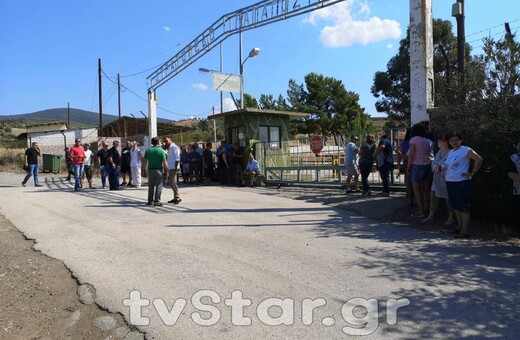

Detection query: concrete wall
(27, 128), (99, 156)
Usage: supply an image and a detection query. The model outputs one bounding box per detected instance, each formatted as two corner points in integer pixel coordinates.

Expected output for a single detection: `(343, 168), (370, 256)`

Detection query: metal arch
(146, 0), (347, 92)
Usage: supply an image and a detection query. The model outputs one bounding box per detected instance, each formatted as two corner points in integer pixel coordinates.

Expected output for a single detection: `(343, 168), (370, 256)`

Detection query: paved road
(1, 172), (519, 339)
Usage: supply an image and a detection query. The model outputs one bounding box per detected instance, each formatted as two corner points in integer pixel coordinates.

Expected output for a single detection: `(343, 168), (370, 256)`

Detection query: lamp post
(239, 47), (260, 109)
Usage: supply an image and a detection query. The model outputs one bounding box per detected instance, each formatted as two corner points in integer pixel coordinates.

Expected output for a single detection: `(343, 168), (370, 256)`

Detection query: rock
(109, 326), (131, 339)
(123, 331), (145, 340)
(67, 309), (81, 327)
(93, 315), (118, 331)
(78, 284), (96, 305)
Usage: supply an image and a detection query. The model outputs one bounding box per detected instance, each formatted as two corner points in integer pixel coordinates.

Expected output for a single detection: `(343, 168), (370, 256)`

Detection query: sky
(1, 0), (519, 121)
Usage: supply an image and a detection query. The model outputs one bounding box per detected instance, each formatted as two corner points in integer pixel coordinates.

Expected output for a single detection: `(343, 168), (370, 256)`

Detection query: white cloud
(162, 26), (171, 32)
(192, 83), (208, 91)
(386, 44), (393, 49)
(304, 0), (401, 48)
(223, 97), (238, 112)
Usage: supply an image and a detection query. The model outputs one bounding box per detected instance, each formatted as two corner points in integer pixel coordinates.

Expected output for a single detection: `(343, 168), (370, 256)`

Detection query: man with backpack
(374, 134), (394, 197)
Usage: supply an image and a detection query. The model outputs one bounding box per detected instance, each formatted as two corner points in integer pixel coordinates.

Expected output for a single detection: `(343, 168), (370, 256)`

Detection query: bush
(0, 148), (25, 172)
(432, 96), (520, 227)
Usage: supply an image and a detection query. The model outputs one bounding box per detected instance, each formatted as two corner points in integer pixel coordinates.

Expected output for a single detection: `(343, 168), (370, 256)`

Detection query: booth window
(228, 126), (245, 146)
(259, 126), (280, 148)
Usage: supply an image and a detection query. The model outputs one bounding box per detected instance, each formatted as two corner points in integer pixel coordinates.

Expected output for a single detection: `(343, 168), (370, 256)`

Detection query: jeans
(378, 162), (392, 193)
(73, 164), (84, 191)
(148, 169), (164, 203)
(108, 166), (120, 190)
(359, 163), (372, 192)
(22, 164), (39, 186)
(100, 165), (108, 188)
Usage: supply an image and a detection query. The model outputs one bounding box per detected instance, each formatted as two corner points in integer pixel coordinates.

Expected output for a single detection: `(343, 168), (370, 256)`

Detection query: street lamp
(240, 47), (261, 109)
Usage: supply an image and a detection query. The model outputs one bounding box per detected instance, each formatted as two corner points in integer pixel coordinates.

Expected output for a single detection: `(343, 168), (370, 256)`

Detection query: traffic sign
(310, 135), (324, 154)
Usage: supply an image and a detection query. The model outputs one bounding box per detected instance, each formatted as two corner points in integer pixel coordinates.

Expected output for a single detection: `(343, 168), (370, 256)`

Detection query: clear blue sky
(1, 0), (518, 120)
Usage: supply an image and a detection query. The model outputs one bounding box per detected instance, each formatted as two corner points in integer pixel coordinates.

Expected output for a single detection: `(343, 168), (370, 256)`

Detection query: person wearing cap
(22, 142), (43, 187)
(82, 143), (95, 189)
(69, 138), (86, 191)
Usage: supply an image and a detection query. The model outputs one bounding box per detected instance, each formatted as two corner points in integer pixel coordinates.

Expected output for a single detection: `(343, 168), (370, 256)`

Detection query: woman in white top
(422, 134), (454, 225)
(443, 133), (483, 238)
(130, 141), (143, 188)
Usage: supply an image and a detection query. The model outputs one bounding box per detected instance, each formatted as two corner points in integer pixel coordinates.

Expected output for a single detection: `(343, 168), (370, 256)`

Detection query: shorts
(84, 165), (93, 181)
(412, 164), (432, 182)
(120, 163), (130, 174)
(446, 180), (472, 212)
(345, 164), (358, 177)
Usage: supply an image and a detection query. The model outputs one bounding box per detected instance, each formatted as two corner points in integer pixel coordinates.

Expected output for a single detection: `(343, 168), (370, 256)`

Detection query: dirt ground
(0, 214), (139, 340)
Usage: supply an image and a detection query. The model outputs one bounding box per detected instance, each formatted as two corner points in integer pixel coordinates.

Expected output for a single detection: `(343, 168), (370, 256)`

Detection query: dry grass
(0, 148), (25, 172)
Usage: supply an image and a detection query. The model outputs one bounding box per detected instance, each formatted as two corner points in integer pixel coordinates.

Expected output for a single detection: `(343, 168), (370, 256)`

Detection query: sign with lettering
(147, 0), (347, 91)
(212, 72), (241, 93)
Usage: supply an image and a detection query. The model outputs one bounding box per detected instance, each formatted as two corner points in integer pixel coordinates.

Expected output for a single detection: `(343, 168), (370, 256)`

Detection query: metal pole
(98, 58), (103, 137)
(212, 106), (217, 142)
(220, 43), (224, 113)
(239, 30), (244, 109)
(117, 73), (122, 136)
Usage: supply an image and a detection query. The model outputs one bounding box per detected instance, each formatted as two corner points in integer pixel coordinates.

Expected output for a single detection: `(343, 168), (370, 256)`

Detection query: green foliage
(371, 19), (471, 125)
(432, 36), (520, 228)
(242, 93), (259, 109)
(286, 72), (369, 140)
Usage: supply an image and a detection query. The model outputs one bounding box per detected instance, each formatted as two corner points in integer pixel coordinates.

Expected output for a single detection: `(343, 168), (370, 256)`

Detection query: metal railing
(255, 133), (407, 187)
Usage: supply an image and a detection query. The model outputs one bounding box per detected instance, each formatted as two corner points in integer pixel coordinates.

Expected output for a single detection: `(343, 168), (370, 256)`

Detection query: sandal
(454, 233), (470, 238)
(411, 211), (427, 218)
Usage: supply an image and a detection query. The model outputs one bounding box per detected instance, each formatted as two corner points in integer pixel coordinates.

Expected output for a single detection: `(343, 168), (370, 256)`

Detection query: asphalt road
(1, 172), (519, 339)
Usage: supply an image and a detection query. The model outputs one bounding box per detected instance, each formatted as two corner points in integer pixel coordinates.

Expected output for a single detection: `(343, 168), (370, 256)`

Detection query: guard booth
(208, 108), (308, 165)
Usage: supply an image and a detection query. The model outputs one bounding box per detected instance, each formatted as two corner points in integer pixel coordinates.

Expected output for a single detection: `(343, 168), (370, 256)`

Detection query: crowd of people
(341, 121), (519, 238)
(23, 137), (261, 205)
(21, 131), (519, 233)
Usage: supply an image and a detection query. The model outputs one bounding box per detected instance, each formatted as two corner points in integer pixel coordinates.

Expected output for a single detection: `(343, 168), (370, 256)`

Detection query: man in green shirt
(144, 137), (169, 206)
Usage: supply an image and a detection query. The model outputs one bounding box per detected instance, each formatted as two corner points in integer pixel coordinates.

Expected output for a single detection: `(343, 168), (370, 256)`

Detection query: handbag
(23, 164), (29, 172)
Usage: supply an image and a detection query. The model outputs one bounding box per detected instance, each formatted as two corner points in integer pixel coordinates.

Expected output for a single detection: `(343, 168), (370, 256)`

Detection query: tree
(371, 19), (468, 125)
(240, 93), (259, 109)
(287, 72), (368, 143)
(258, 94), (290, 110)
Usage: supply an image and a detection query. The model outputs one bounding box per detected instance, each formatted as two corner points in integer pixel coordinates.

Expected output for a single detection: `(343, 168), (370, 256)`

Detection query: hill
(0, 108), (173, 127)
(0, 108), (119, 127)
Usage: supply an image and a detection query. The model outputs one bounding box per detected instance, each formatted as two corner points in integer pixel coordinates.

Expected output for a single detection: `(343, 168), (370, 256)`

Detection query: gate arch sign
(146, 0), (433, 139)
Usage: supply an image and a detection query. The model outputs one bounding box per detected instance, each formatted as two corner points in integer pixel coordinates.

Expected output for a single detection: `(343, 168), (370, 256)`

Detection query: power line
(469, 24), (520, 46)
(465, 18), (519, 38)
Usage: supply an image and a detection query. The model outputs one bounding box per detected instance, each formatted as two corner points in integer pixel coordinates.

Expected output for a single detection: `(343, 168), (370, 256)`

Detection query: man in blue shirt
(243, 154), (260, 187)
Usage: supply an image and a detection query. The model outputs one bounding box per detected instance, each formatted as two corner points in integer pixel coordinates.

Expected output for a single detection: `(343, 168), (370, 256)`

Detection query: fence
(255, 130), (408, 187)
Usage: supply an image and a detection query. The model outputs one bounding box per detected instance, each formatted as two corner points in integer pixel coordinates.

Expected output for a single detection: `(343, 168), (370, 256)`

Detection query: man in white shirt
(164, 137), (182, 204)
(344, 135), (361, 193)
(82, 143), (95, 189)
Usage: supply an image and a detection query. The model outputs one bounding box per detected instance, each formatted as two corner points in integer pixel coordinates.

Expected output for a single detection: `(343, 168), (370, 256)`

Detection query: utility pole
(98, 58), (103, 137)
(117, 73), (122, 137)
(212, 106), (217, 142)
(67, 102), (70, 129)
(452, 0), (465, 101)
